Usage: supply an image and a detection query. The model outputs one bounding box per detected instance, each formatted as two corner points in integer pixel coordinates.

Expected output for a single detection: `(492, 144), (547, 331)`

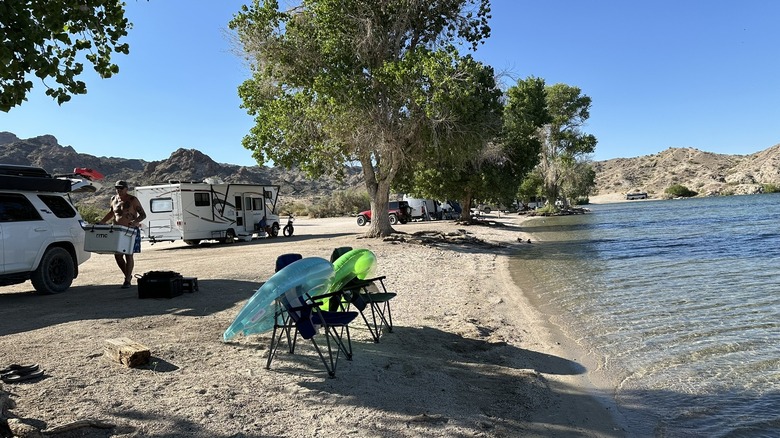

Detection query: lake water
(509, 194), (780, 437)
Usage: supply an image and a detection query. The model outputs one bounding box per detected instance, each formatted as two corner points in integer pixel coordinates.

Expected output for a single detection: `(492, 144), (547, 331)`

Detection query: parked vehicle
(626, 192), (648, 200)
(356, 201), (413, 226)
(283, 214), (294, 237)
(134, 181), (280, 245)
(0, 164), (91, 294)
(402, 196), (439, 220)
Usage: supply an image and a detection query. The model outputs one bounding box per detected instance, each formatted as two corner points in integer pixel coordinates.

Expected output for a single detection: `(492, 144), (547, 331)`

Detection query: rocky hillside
(0, 132), (364, 207)
(3, 132), (780, 204)
(593, 145), (780, 198)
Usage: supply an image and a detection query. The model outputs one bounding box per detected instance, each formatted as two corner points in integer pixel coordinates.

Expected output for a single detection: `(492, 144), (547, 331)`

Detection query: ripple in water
(510, 195), (780, 437)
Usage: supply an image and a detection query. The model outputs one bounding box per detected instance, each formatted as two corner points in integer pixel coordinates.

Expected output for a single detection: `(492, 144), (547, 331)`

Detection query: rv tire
(184, 240), (200, 246)
(223, 229), (236, 244)
(270, 223), (280, 237)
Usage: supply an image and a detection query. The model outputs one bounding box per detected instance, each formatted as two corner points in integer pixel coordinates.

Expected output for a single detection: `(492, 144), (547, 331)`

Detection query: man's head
(115, 180), (128, 191)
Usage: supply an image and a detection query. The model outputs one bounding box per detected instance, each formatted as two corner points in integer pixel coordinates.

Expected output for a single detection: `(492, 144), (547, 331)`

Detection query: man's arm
(131, 198), (146, 226)
(98, 197), (115, 224)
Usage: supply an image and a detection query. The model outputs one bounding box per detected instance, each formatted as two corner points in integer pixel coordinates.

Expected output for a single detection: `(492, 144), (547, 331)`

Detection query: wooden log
(103, 338), (150, 368)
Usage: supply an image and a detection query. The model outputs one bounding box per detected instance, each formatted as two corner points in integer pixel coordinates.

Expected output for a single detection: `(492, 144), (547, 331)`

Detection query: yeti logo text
(96, 233), (109, 239)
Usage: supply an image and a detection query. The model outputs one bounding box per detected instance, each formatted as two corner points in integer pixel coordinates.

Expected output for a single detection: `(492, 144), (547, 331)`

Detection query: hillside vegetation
(3, 132), (780, 206)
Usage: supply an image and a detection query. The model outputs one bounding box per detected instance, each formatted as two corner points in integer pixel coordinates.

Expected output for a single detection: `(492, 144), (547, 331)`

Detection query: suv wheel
(356, 215), (368, 226)
(389, 214), (398, 225)
(31, 247), (75, 294)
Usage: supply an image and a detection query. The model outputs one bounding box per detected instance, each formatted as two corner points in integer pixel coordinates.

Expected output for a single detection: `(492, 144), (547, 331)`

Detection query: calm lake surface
(509, 194), (780, 437)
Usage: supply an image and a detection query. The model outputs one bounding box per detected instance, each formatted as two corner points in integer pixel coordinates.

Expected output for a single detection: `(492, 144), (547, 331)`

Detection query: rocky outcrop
(0, 132), (364, 207)
(592, 145), (780, 198)
(3, 131), (779, 204)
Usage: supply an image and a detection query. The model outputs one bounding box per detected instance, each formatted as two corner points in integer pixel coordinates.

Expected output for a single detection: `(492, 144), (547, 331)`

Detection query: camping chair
(265, 253), (303, 363)
(266, 255), (358, 377)
(330, 247), (396, 343)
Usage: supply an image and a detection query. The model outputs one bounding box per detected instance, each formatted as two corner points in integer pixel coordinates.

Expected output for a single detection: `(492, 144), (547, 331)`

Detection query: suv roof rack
(0, 164), (71, 192)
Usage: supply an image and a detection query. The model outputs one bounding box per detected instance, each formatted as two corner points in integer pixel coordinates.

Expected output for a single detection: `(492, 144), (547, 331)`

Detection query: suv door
(0, 193), (46, 273)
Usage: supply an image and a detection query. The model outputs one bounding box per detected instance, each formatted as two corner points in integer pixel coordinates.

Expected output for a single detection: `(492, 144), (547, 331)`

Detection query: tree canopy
(535, 82), (597, 206)
(231, 0), (493, 236)
(0, 0), (132, 112)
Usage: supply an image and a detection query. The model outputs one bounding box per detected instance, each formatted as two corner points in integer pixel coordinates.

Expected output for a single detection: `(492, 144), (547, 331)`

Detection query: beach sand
(0, 215), (626, 437)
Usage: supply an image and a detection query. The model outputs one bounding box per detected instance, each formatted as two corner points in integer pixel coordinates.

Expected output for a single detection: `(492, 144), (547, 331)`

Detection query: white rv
(134, 181), (281, 245)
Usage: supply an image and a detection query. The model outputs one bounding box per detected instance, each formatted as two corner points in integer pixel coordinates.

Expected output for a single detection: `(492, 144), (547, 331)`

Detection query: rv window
(194, 192), (210, 207)
(252, 198), (264, 210)
(235, 196), (242, 210)
(0, 193), (43, 222)
(264, 190), (273, 199)
(150, 198), (173, 213)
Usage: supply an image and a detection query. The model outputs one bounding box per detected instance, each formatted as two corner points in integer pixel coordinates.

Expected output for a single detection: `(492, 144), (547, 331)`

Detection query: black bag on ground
(138, 271), (183, 299)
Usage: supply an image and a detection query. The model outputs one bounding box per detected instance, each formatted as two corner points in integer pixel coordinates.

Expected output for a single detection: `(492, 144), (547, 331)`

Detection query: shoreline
(0, 215), (626, 437)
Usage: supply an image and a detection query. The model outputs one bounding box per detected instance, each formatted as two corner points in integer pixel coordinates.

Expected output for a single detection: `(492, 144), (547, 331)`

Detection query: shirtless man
(100, 180), (147, 288)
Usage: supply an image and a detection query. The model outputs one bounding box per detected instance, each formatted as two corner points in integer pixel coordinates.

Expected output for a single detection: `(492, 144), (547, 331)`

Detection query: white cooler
(83, 224), (137, 254)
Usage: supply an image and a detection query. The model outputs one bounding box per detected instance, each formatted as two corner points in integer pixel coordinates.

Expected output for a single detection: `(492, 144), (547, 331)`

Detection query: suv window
(38, 194), (77, 218)
(389, 201), (399, 209)
(0, 193), (43, 222)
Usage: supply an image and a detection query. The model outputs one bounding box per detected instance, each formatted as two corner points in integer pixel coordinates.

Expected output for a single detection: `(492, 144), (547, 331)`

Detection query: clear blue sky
(2, 0), (780, 167)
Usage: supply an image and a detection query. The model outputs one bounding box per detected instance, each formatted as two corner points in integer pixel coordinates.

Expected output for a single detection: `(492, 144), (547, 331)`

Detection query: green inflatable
(321, 248), (377, 310)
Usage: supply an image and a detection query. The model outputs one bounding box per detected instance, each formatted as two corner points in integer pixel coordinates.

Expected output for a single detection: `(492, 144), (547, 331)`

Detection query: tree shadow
(0, 279), (259, 337)
(263, 325), (621, 436)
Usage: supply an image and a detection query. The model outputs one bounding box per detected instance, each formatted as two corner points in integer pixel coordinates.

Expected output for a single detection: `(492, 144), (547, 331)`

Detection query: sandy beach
(1, 215), (626, 437)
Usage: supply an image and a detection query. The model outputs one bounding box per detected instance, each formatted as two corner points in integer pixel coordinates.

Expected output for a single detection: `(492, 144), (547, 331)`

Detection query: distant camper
(134, 181), (280, 245)
(402, 196), (439, 220)
(626, 192), (648, 200)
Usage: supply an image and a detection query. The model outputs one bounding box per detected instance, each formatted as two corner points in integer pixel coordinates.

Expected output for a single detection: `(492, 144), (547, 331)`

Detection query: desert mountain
(2, 132), (779, 204)
(592, 145), (780, 198)
(0, 132), (364, 207)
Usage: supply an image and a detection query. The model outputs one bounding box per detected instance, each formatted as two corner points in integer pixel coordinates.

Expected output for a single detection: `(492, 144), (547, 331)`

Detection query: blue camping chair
(266, 254), (358, 377)
(329, 247), (396, 343)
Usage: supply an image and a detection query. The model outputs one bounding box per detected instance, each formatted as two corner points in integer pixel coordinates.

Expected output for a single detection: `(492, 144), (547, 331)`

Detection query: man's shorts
(133, 228), (141, 253)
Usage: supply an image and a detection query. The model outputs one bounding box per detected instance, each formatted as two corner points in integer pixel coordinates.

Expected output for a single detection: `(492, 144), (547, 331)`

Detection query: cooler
(83, 224), (137, 254)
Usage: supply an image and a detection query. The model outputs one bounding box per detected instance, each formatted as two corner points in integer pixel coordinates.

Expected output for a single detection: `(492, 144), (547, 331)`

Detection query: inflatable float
(222, 257), (334, 341)
(321, 248), (377, 310)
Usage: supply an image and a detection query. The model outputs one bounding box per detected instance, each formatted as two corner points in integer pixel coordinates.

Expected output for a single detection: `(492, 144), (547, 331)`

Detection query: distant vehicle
(134, 181), (281, 245)
(0, 164), (91, 294)
(402, 196), (439, 220)
(356, 201), (413, 226)
(626, 192), (648, 200)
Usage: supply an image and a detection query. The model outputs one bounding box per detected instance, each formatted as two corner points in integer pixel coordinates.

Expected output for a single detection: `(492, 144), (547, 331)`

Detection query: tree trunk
(361, 155), (397, 238)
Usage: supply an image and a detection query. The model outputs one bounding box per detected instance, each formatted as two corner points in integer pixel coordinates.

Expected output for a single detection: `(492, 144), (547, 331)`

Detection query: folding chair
(329, 247), (396, 343)
(265, 254), (303, 366)
(266, 255), (358, 377)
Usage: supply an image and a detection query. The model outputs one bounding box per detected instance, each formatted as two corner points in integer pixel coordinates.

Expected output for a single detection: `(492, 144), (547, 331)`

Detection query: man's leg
(125, 255), (135, 283)
(114, 254), (127, 278)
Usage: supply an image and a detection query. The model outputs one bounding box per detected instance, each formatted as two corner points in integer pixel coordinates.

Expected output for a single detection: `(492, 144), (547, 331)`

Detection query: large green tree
(395, 75), (548, 221)
(536, 83), (597, 207)
(230, 0), (492, 236)
(0, 0), (132, 112)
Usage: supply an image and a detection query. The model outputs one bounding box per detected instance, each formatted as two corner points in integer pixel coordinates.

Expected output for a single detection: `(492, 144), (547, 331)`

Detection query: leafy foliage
(0, 0), (132, 111)
(231, 0), (493, 236)
(535, 82), (597, 208)
(665, 184), (698, 198)
(76, 203), (106, 224)
(762, 183), (780, 193)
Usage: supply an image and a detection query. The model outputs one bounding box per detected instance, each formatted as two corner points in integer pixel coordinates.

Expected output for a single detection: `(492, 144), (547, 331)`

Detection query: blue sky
(2, 0), (780, 167)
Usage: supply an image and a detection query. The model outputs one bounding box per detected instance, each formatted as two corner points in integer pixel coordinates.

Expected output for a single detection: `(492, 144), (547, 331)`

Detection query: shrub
(762, 184), (780, 193)
(665, 184), (697, 198)
(76, 204), (106, 224)
(307, 190), (370, 218)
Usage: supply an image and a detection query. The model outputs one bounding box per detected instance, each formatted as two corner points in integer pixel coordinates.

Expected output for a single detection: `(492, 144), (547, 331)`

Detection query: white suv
(0, 165), (91, 294)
